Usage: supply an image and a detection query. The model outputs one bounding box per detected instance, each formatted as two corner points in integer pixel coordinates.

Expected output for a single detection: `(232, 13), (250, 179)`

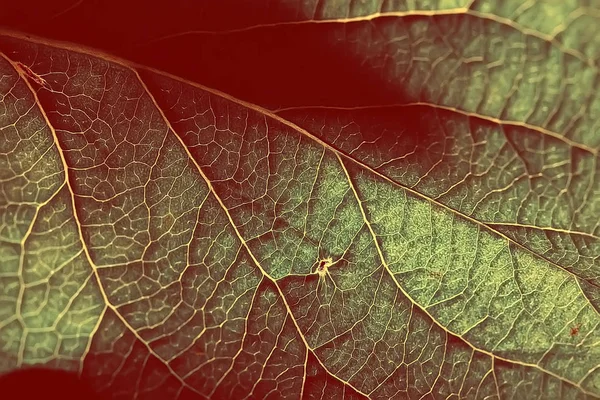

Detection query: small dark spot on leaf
(429, 270), (443, 279)
(317, 260), (327, 272)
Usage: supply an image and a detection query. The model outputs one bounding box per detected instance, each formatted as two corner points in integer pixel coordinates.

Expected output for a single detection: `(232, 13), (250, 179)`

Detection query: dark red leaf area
(0, 367), (101, 400)
(0, 0), (414, 108)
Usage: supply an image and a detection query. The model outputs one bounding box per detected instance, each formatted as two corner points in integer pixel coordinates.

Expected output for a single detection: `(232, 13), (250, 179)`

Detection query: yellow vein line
(134, 8), (596, 70)
(335, 151), (598, 397)
(48, 0), (84, 21)
(138, 8), (471, 45)
(133, 69), (369, 398)
(299, 346), (308, 400)
(0, 52), (205, 398)
(466, 9), (596, 68)
(483, 222), (600, 240)
(273, 103), (597, 156)
(79, 304), (108, 374)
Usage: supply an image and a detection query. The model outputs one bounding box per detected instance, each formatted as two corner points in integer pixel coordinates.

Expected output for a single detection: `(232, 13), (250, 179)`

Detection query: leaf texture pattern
(0, 1), (600, 398)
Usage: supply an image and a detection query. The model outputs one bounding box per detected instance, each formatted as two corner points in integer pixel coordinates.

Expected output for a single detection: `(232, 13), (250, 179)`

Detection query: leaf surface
(0, 1), (600, 399)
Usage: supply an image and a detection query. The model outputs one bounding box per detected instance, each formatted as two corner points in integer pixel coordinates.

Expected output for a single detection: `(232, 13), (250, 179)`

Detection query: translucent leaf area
(1, 1), (600, 399)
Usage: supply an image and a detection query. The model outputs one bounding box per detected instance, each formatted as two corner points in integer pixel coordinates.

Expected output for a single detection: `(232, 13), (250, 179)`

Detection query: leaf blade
(0, 18), (599, 399)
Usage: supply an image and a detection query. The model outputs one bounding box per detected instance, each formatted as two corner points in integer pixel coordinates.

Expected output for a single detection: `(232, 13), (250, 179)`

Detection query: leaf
(3, 1), (600, 110)
(0, 1), (600, 399)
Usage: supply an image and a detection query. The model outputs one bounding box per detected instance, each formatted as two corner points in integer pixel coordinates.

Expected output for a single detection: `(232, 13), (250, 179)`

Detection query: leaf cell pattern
(1, 2), (600, 399)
